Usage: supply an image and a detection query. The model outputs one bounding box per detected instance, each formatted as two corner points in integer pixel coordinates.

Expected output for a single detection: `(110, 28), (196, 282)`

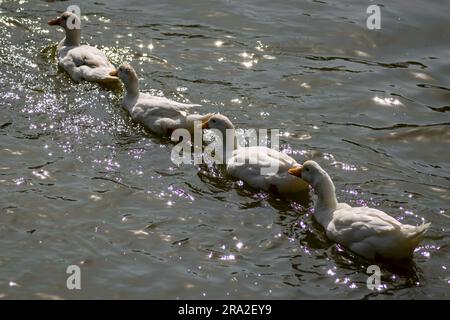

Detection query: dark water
(0, 0), (449, 299)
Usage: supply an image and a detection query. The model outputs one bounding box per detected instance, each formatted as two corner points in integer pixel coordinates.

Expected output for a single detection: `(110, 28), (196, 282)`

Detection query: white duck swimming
(48, 12), (118, 83)
(111, 63), (209, 136)
(288, 160), (431, 260)
(201, 114), (308, 193)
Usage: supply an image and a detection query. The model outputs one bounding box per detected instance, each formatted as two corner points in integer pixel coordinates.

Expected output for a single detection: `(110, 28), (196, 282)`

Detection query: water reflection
(373, 96), (403, 107)
(0, 0), (447, 300)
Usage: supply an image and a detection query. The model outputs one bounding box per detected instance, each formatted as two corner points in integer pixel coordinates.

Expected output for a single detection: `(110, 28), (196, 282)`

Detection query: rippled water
(0, 0), (449, 299)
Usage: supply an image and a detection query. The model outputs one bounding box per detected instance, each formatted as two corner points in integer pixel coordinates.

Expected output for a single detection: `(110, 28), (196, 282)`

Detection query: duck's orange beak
(47, 18), (61, 26)
(201, 120), (209, 129)
(288, 166), (302, 177)
(109, 70), (118, 77)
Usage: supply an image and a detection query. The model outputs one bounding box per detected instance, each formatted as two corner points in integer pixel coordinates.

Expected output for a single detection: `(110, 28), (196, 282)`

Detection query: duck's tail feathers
(186, 103), (202, 108)
(186, 113), (214, 122)
(79, 66), (120, 83)
(404, 222), (430, 249)
(177, 102), (202, 109)
(408, 222), (430, 238)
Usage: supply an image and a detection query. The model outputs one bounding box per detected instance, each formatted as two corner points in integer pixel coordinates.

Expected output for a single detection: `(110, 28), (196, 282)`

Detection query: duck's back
(129, 94), (198, 134)
(57, 44), (117, 83)
(137, 94), (199, 111)
(59, 45), (112, 67)
(326, 206), (429, 259)
(227, 146), (307, 193)
(131, 101), (184, 122)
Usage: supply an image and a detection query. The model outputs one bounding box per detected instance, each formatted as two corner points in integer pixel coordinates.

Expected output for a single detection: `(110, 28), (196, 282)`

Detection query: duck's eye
(212, 119), (216, 123)
(305, 167), (310, 172)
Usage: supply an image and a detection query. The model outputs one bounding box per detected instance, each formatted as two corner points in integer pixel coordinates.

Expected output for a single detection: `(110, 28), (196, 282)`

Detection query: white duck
(48, 12), (118, 83)
(201, 114), (308, 193)
(288, 160), (431, 260)
(111, 63), (209, 136)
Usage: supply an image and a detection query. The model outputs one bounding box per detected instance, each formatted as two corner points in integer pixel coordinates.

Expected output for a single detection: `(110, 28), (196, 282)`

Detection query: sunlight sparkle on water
(220, 254), (236, 261)
(242, 61), (253, 68)
(373, 96), (402, 107)
(263, 54), (276, 60)
(240, 51), (250, 58)
(301, 82), (311, 89)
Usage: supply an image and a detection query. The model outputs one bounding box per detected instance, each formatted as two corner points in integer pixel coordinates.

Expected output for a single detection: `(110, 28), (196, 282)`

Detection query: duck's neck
(313, 172), (338, 226)
(123, 79), (140, 102)
(62, 28), (81, 47)
(221, 128), (238, 164)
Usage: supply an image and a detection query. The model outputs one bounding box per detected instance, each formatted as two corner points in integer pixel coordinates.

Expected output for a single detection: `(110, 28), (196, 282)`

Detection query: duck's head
(288, 160), (325, 188)
(110, 63), (138, 86)
(48, 12), (80, 30)
(200, 113), (234, 133)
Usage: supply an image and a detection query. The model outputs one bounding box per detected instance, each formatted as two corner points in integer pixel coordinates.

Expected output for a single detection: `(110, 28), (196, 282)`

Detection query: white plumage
(202, 114), (308, 193)
(48, 12), (118, 83)
(288, 160), (430, 260)
(113, 63), (207, 136)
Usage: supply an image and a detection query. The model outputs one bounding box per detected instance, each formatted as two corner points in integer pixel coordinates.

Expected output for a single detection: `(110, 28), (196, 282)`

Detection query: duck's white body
(202, 115), (308, 194)
(325, 204), (430, 259)
(227, 146), (308, 193)
(48, 13), (118, 83)
(57, 43), (118, 83)
(125, 93), (204, 135)
(116, 64), (204, 136)
(289, 161), (430, 260)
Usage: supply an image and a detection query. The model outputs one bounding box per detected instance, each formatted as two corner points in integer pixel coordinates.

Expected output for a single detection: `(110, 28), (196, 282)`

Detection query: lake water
(0, 0), (449, 299)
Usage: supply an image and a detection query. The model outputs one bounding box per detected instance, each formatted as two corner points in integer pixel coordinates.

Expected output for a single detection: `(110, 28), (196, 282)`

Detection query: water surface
(0, 0), (449, 299)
